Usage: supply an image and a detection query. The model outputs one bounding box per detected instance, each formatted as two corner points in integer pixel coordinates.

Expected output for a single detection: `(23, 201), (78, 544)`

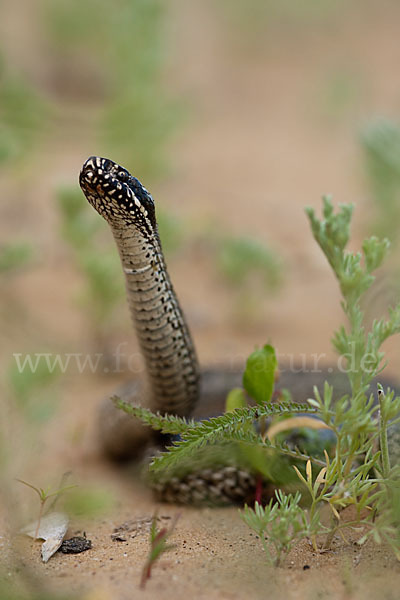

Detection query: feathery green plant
(116, 343), (331, 493)
(115, 396), (323, 476)
(241, 490), (313, 566)
(242, 197), (400, 564)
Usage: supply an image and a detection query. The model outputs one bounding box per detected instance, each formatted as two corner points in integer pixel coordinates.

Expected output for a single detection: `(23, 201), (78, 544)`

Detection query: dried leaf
(306, 460), (312, 483)
(293, 465), (307, 486)
(20, 511), (69, 562)
(328, 503), (341, 521)
(315, 467), (327, 485)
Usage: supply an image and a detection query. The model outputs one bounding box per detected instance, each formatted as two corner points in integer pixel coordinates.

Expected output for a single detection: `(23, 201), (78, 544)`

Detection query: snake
(79, 156), (400, 505)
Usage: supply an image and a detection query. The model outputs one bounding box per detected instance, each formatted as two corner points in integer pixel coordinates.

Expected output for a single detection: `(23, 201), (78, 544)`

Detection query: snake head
(79, 156), (156, 232)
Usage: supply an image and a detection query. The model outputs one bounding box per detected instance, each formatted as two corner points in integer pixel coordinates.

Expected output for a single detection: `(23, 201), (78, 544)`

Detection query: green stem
(379, 391), (391, 479)
(34, 500), (45, 540)
(274, 547), (281, 567)
(308, 498), (320, 551)
(260, 534), (273, 566)
(323, 520), (338, 550)
(343, 451), (355, 478)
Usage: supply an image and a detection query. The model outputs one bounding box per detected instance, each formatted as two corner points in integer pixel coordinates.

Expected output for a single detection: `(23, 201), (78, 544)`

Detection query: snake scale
(79, 156), (400, 505)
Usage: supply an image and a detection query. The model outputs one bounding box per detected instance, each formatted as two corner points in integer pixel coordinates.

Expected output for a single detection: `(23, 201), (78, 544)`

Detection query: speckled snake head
(79, 156), (156, 232)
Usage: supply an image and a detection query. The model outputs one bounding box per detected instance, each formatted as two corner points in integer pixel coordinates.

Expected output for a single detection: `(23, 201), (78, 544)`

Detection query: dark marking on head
(79, 156), (156, 232)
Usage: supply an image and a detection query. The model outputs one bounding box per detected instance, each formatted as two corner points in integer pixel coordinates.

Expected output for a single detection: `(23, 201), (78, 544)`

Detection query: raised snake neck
(79, 156), (199, 417)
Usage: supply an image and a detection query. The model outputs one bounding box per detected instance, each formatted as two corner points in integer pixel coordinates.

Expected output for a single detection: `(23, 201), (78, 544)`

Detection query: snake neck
(110, 221), (200, 416)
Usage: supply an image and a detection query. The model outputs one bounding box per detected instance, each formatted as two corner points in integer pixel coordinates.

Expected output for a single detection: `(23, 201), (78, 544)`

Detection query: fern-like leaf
(113, 395), (322, 474)
(114, 397), (317, 434)
(112, 397), (195, 434)
(150, 429), (326, 474)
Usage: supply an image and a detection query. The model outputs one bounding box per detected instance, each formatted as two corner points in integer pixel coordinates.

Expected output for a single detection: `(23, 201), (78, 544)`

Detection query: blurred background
(1, 0), (400, 592)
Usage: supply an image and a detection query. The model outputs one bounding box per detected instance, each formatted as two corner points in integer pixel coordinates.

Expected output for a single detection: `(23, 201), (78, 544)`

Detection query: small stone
(59, 537), (92, 554)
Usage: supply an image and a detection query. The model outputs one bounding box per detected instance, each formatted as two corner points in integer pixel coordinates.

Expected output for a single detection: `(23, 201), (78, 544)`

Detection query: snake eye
(118, 170), (128, 182)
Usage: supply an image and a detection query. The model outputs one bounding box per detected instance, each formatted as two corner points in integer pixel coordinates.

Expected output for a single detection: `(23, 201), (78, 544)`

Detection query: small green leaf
(243, 344), (277, 405)
(362, 236), (390, 274)
(225, 388), (247, 412)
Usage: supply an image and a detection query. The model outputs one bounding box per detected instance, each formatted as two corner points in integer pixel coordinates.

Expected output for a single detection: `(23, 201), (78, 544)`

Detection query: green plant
(16, 478), (76, 539)
(247, 198), (400, 561)
(241, 490), (312, 566)
(250, 198), (400, 560)
(140, 513), (179, 589)
(115, 391), (322, 477)
(270, 198), (400, 558)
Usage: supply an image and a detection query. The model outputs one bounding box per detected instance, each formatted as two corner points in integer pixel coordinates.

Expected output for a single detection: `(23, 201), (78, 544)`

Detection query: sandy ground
(2, 1), (400, 598)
